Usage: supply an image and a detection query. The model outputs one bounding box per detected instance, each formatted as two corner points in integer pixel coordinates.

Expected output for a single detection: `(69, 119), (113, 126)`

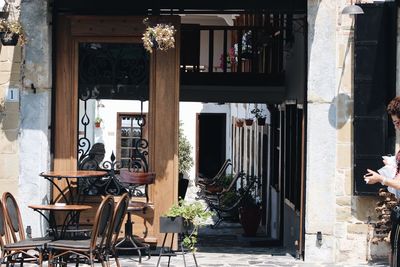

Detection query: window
(117, 113), (148, 170)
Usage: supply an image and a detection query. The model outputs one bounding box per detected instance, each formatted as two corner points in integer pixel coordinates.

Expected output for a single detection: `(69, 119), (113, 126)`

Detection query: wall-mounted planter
(235, 119), (244, 128)
(257, 117), (266, 126)
(245, 119), (253, 126)
(1, 33), (19, 46)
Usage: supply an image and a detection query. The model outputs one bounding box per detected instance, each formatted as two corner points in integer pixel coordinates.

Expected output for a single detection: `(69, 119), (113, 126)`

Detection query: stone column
(18, 0), (52, 237)
(305, 0), (337, 262)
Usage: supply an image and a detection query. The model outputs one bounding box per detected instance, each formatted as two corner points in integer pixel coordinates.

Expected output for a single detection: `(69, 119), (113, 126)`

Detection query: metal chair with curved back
(47, 195), (115, 267)
(199, 171), (245, 199)
(115, 137), (155, 263)
(0, 201), (8, 262)
(104, 193), (129, 267)
(196, 159), (232, 186)
(204, 174), (255, 228)
(1, 192), (52, 266)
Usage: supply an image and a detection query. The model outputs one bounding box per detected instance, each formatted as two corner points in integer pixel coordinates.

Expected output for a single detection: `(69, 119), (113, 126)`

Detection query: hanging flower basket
(0, 20), (26, 46)
(142, 20), (176, 53)
(1, 32), (19, 46)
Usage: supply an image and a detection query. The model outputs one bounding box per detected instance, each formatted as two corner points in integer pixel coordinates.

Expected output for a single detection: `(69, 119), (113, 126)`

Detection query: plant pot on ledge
(245, 119), (253, 126)
(235, 119), (244, 128)
(257, 117), (266, 126)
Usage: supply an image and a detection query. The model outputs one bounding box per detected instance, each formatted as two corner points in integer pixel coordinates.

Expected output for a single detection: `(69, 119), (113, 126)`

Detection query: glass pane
(121, 139), (131, 147)
(121, 149), (130, 158)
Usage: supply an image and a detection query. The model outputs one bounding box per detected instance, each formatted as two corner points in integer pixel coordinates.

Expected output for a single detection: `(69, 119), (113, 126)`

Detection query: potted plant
(0, 19), (26, 46)
(160, 199), (214, 251)
(178, 122), (194, 199)
(142, 18), (176, 53)
(238, 182), (262, 237)
(244, 118), (253, 126)
(235, 118), (244, 128)
(94, 117), (102, 128)
(250, 107), (267, 126)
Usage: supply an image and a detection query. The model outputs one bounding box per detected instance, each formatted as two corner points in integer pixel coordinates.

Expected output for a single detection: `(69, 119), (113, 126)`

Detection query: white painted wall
(179, 102), (231, 181)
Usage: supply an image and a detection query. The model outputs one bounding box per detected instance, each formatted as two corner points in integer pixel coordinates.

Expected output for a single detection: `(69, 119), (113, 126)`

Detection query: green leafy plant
(250, 107), (266, 119)
(164, 199), (214, 251)
(95, 117), (103, 124)
(216, 174), (234, 188)
(238, 181), (261, 209)
(178, 122), (194, 175)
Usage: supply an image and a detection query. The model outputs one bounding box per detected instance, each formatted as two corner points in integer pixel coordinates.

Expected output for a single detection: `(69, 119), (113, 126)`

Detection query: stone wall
(18, 0), (52, 237)
(306, 0), (390, 263)
(0, 0), (52, 237)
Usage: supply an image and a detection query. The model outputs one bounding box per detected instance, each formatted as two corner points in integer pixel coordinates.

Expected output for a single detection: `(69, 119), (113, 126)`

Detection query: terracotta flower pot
(95, 122), (101, 128)
(245, 119), (253, 126)
(235, 119), (244, 128)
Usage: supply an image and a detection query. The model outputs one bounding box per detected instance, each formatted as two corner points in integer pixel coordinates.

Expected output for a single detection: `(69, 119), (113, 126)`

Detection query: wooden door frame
(54, 15), (180, 243)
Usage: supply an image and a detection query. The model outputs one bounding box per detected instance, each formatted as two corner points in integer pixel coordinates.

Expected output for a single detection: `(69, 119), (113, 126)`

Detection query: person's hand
(363, 169), (383, 184)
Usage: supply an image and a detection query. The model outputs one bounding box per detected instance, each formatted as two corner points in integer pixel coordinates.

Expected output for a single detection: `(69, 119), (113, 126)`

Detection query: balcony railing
(180, 24), (284, 75)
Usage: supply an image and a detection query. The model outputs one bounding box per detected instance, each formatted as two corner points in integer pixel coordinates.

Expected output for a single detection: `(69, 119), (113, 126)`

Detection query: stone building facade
(0, 0), (396, 264)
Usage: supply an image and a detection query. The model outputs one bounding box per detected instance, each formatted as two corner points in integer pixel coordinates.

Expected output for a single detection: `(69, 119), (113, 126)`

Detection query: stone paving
(115, 248), (390, 267)
(112, 221), (390, 267)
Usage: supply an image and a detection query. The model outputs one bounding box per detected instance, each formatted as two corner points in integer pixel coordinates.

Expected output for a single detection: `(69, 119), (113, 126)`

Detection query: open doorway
(197, 113), (226, 178)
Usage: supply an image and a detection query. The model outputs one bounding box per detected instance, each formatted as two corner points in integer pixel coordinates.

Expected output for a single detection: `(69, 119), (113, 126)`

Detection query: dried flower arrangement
(142, 18), (176, 53)
(0, 19), (26, 46)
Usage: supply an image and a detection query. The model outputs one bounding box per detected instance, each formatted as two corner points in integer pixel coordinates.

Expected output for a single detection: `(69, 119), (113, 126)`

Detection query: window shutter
(353, 3), (397, 195)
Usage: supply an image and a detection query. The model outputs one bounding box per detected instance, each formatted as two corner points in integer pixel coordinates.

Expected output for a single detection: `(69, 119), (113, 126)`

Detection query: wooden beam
(148, 16), (181, 246)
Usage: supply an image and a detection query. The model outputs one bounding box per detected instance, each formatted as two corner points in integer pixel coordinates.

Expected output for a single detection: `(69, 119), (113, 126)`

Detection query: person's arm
(364, 169), (400, 190)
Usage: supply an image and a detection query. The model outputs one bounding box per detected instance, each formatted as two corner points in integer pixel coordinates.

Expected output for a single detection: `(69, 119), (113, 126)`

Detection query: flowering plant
(219, 47), (237, 69)
(95, 117), (103, 124)
(0, 19), (26, 46)
(142, 20), (176, 53)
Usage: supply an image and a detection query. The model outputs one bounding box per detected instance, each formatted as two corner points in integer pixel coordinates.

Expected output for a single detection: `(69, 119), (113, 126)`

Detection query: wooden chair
(104, 193), (129, 267)
(196, 159), (232, 186)
(1, 192), (52, 266)
(47, 195), (114, 267)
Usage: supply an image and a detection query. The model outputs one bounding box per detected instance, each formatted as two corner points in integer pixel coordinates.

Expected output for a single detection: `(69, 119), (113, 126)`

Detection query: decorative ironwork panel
(78, 43), (149, 100)
(77, 42), (150, 196)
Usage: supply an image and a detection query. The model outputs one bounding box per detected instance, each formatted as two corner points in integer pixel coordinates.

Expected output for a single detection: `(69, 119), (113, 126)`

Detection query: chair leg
(113, 249), (121, 267)
(48, 251), (53, 267)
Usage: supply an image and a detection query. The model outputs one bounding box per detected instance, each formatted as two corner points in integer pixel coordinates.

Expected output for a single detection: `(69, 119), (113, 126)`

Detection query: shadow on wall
(328, 93), (352, 129)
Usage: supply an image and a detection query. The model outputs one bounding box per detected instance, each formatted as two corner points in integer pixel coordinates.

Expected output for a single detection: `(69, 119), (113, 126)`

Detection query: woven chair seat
(4, 238), (51, 249)
(48, 237), (101, 250)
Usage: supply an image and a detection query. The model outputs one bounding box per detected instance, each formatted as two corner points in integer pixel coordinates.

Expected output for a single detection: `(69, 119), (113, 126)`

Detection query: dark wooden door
(354, 3), (397, 195)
